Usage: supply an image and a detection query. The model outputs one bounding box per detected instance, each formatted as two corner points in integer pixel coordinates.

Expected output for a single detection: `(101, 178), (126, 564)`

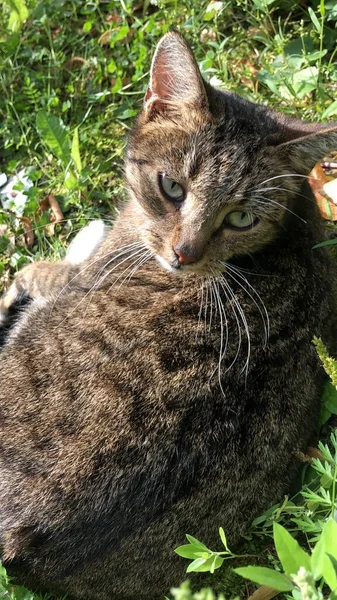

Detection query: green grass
(1, 0), (337, 598)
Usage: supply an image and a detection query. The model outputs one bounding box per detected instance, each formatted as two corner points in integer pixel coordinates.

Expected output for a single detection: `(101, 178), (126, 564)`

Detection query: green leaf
(321, 382), (337, 415)
(210, 555), (224, 574)
(187, 555), (223, 573)
(308, 7), (322, 32)
(185, 535), (209, 551)
(71, 127), (82, 173)
(234, 566), (294, 591)
(327, 553), (337, 579)
(36, 112), (71, 167)
(322, 101), (337, 120)
(320, 0), (326, 17)
(321, 519), (337, 590)
(5, 0), (29, 32)
(175, 544), (203, 559)
(313, 238), (337, 249)
(219, 527), (228, 550)
(311, 536), (326, 580)
(186, 558), (207, 573)
(273, 523), (311, 576)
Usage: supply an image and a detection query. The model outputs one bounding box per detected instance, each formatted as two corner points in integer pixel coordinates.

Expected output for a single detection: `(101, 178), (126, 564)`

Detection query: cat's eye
(158, 173), (185, 204)
(225, 211), (259, 230)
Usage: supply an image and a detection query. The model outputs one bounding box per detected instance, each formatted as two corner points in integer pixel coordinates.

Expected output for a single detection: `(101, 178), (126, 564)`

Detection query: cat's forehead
(131, 115), (263, 184)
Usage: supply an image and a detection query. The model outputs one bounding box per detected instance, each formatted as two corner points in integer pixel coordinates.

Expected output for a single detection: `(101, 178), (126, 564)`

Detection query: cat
(1, 31), (337, 600)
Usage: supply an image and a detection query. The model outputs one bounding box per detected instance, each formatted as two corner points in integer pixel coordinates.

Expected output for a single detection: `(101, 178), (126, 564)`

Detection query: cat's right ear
(144, 32), (208, 119)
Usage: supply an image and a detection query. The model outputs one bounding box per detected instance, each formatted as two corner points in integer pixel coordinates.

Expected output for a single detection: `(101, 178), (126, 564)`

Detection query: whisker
(210, 276), (226, 396)
(204, 279), (209, 338)
(254, 185), (313, 203)
(114, 250), (153, 289)
(223, 262), (270, 345)
(258, 173), (310, 187)
(196, 280), (205, 341)
(91, 242), (146, 290)
(209, 269), (230, 397)
(49, 242), (143, 319)
(251, 194), (307, 224)
(217, 276), (242, 374)
(208, 276), (214, 334)
(55, 245), (147, 326)
(219, 274), (251, 380)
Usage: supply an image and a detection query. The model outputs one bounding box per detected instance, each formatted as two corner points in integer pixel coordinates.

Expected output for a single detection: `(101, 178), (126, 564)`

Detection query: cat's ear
(272, 118), (337, 174)
(144, 32), (208, 119)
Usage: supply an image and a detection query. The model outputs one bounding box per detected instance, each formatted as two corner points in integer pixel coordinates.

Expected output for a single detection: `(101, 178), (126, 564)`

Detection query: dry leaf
(18, 216), (34, 247)
(295, 447), (324, 462)
(309, 163), (337, 220)
(248, 585), (279, 600)
(65, 56), (87, 70)
(323, 178), (337, 204)
(47, 194), (64, 223)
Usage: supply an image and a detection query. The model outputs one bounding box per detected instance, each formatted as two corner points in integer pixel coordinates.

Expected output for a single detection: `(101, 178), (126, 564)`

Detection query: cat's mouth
(155, 254), (216, 276)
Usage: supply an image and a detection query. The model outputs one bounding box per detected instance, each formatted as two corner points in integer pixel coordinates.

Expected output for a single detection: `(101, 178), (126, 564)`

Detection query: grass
(1, 0), (337, 598)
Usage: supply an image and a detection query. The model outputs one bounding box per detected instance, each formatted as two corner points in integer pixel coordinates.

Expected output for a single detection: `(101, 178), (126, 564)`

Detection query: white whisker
(251, 194), (307, 224)
(196, 280), (205, 341)
(209, 270), (229, 397)
(258, 173), (309, 187)
(219, 274), (251, 380)
(223, 262), (270, 346)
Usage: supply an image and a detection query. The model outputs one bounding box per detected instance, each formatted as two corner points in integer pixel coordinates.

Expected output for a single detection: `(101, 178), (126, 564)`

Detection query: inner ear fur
(271, 115), (337, 174)
(144, 32), (208, 119)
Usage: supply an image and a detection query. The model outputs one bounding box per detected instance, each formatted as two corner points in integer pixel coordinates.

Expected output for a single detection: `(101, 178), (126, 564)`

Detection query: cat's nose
(173, 246), (198, 265)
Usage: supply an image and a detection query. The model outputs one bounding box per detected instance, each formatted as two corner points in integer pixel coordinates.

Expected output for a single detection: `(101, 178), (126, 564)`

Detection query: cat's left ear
(144, 32), (208, 119)
(272, 118), (337, 174)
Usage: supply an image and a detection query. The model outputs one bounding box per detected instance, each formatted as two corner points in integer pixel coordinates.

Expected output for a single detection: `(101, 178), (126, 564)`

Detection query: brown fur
(1, 33), (337, 600)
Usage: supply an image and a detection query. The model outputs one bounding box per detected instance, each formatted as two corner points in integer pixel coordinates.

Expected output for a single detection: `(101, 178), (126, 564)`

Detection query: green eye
(159, 173), (185, 203)
(225, 211), (259, 230)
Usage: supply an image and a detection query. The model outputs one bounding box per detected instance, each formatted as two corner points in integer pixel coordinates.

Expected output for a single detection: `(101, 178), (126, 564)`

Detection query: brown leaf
(295, 447), (324, 462)
(247, 586), (279, 600)
(18, 216), (34, 247)
(65, 56), (88, 70)
(98, 31), (115, 46)
(106, 14), (121, 23)
(309, 164), (337, 221)
(323, 178), (337, 204)
(47, 194), (64, 223)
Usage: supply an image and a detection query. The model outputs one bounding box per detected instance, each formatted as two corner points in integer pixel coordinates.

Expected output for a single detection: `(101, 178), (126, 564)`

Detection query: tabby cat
(1, 32), (337, 600)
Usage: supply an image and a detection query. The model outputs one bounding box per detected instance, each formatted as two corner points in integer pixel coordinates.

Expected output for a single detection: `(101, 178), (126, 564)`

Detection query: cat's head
(126, 32), (337, 275)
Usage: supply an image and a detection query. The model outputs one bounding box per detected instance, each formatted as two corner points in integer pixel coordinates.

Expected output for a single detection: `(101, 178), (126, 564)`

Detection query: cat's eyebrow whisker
(252, 194), (307, 224)
(222, 262), (270, 346)
(254, 185), (314, 203)
(258, 173), (310, 187)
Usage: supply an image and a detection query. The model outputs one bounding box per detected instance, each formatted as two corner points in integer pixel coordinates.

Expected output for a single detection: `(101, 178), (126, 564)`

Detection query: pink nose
(174, 247), (197, 264)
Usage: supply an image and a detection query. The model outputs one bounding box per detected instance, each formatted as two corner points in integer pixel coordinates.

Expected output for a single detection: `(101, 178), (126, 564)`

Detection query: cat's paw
(65, 220), (108, 265)
(0, 263), (48, 326)
(0, 282), (27, 326)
